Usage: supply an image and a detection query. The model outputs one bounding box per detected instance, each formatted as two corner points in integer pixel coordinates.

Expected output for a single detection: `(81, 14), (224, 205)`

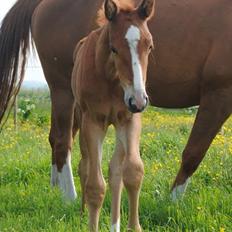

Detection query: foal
(72, 0), (155, 231)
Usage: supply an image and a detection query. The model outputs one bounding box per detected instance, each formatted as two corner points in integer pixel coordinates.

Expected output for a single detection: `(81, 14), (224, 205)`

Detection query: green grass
(0, 90), (231, 231)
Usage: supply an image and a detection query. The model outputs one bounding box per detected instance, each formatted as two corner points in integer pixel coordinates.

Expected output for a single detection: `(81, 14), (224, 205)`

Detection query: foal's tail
(0, 0), (42, 128)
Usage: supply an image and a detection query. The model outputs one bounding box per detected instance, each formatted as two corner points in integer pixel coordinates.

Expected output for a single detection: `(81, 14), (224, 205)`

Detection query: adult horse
(0, 0), (232, 210)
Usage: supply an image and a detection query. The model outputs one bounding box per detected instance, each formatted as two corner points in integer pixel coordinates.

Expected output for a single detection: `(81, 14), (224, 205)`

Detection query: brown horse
(1, 0), (232, 221)
(71, 1), (154, 230)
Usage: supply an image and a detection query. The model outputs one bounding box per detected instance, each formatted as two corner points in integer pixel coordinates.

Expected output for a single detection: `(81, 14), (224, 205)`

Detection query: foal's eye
(110, 46), (118, 54)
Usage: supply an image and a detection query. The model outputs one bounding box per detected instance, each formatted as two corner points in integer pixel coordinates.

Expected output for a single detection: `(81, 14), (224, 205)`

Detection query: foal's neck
(95, 25), (116, 81)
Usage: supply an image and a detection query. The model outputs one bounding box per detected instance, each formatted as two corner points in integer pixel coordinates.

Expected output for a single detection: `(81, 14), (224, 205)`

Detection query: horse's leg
(49, 87), (77, 201)
(49, 108), (59, 187)
(118, 114), (144, 231)
(109, 137), (125, 232)
(81, 113), (106, 231)
(51, 100), (79, 187)
(171, 88), (232, 200)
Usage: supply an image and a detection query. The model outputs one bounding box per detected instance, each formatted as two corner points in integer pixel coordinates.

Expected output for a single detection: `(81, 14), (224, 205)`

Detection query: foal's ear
(104, 0), (118, 21)
(138, 0), (155, 20)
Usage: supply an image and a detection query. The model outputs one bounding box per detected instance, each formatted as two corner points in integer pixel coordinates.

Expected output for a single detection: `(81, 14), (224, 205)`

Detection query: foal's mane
(97, 0), (136, 26)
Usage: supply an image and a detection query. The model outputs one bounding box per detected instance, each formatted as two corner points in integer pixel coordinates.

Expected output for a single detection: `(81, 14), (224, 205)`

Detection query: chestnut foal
(71, 0), (155, 231)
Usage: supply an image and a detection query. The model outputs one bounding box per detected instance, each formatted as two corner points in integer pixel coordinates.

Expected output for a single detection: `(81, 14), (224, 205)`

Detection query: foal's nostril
(128, 97), (139, 113)
(129, 97), (135, 108)
(145, 96), (149, 106)
(129, 97), (133, 106)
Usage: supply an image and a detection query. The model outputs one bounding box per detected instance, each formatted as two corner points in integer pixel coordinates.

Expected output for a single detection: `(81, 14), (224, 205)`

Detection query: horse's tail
(0, 0), (42, 127)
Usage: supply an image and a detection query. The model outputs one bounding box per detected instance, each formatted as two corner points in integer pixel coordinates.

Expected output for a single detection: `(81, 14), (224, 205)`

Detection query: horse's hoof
(171, 178), (190, 201)
(51, 165), (59, 187)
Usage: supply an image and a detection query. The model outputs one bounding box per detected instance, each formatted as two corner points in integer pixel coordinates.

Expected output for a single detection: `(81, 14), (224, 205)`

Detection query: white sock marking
(51, 164), (59, 186)
(111, 218), (120, 232)
(171, 178), (190, 201)
(58, 151), (77, 201)
(125, 25), (144, 92)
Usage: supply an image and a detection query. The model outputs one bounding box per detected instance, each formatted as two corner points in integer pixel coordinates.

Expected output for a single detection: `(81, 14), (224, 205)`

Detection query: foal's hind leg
(72, 105), (81, 139)
(72, 106), (88, 213)
(171, 88), (232, 200)
(109, 137), (125, 232)
(49, 87), (77, 201)
(78, 129), (89, 213)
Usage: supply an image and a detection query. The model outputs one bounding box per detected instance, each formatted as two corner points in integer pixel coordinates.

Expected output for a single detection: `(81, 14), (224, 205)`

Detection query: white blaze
(58, 151), (77, 201)
(125, 25), (144, 92)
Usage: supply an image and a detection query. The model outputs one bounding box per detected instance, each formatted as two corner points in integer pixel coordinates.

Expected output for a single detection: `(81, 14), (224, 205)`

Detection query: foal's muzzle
(128, 94), (148, 113)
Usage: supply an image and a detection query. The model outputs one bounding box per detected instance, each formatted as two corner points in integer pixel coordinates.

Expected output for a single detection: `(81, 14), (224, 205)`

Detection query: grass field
(0, 90), (231, 232)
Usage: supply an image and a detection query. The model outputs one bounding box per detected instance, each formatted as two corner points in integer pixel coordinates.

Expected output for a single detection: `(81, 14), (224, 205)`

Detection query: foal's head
(103, 0), (155, 113)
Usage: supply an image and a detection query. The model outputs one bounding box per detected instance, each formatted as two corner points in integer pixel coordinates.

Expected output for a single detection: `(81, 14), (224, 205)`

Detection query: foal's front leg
(117, 114), (144, 232)
(80, 113), (107, 232)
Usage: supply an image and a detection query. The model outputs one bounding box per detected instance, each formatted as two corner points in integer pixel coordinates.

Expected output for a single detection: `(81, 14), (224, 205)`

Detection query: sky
(0, 0), (46, 84)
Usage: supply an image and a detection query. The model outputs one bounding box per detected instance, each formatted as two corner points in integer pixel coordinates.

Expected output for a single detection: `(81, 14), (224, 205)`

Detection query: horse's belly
(147, 78), (200, 108)
(145, 0), (228, 108)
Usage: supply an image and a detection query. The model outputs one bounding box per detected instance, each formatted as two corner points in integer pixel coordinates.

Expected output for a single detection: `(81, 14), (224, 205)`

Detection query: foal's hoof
(127, 225), (142, 232)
